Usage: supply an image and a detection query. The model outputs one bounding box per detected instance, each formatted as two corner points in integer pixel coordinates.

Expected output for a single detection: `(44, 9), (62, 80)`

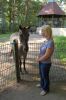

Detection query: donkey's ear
(28, 26), (31, 29)
(19, 25), (22, 30)
(26, 26), (31, 29)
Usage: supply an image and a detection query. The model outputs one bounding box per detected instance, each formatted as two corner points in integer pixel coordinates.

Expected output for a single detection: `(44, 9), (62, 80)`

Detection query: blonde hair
(42, 25), (53, 39)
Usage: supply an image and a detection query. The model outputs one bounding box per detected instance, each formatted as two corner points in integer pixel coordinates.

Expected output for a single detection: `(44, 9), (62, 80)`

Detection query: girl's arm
(37, 47), (54, 62)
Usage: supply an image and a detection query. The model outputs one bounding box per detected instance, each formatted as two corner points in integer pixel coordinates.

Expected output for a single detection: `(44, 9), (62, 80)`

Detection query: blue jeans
(39, 62), (51, 92)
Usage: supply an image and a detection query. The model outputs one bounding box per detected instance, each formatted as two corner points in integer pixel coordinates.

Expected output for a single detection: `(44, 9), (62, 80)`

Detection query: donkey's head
(19, 25), (30, 43)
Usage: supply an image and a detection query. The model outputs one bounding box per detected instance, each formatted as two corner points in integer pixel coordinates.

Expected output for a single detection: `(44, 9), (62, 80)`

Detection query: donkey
(10, 25), (30, 74)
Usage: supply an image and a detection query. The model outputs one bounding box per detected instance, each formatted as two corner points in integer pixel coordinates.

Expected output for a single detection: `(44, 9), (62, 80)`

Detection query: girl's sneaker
(40, 90), (47, 96)
(36, 84), (40, 88)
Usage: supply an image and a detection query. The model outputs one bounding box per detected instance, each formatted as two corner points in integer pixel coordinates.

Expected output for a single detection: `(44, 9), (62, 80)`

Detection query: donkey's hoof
(20, 71), (24, 75)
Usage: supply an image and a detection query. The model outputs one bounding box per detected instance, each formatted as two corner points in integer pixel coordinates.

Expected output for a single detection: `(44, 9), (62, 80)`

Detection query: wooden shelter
(37, 1), (66, 27)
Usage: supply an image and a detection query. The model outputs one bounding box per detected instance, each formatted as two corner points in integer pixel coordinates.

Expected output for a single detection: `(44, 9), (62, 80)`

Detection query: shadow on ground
(0, 81), (66, 100)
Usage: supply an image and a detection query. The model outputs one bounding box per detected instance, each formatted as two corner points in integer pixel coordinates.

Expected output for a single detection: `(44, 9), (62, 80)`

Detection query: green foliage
(0, 0), (44, 33)
(0, 0), (66, 33)
(54, 36), (66, 42)
(54, 36), (66, 60)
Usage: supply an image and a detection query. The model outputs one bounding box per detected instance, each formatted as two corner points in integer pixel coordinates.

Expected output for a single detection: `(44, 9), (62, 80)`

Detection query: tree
(0, 0), (48, 33)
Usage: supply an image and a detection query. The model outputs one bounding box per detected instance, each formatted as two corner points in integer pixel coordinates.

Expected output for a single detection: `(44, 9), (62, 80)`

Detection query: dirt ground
(0, 81), (66, 100)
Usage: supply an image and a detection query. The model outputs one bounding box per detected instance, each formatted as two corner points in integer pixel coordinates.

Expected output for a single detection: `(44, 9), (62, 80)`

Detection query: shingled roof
(38, 2), (65, 17)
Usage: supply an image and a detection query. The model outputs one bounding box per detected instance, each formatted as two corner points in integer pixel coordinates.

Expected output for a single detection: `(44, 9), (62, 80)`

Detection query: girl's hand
(36, 56), (40, 62)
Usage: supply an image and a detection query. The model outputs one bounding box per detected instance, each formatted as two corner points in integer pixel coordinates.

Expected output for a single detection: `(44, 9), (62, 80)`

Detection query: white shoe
(40, 90), (47, 96)
(36, 84), (40, 88)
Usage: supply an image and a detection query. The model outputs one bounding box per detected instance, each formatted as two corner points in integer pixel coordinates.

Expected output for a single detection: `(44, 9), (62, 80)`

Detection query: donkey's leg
(9, 49), (13, 56)
(23, 57), (28, 73)
(19, 58), (23, 74)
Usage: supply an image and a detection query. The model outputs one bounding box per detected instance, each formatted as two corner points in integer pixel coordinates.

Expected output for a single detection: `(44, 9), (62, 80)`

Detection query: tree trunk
(24, 0), (31, 26)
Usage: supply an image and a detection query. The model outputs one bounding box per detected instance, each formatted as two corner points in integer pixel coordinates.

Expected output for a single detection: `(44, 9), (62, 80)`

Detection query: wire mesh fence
(19, 41), (66, 82)
(0, 41), (66, 91)
(0, 43), (16, 91)
(50, 42), (66, 81)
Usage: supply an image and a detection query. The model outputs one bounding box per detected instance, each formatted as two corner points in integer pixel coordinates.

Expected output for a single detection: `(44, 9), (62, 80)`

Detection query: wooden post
(13, 40), (21, 82)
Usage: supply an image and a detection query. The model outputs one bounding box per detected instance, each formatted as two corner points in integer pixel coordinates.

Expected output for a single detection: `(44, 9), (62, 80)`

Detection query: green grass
(54, 42), (66, 60)
(54, 36), (66, 43)
(0, 32), (12, 38)
(0, 32), (12, 42)
(53, 36), (66, 60)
